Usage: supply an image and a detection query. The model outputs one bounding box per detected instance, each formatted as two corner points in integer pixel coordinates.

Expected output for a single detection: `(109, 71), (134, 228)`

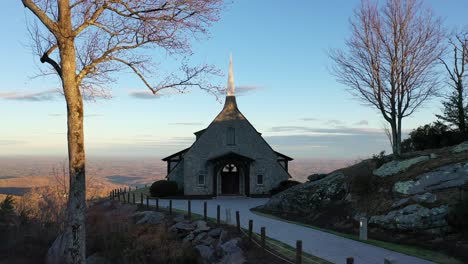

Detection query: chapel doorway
(221, 163), (240, 194)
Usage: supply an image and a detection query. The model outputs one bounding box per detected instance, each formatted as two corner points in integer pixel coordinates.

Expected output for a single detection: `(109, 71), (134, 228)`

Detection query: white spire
(227, 54), (235, 96)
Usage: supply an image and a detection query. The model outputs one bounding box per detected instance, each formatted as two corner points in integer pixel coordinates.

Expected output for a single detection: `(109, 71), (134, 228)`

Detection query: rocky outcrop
(257, 172), (347, 215)
(373, 156), (430, 177)
(452, 141), (468, 153)
(394, 162), (468, 195)
(133, 211), (165, 225)
(391, 193), (437, 209)
(369, 204), (449, 233)
(169, 219), (246, 264)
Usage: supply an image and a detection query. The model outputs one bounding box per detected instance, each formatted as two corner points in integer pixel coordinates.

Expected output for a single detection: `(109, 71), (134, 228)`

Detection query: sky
(0, 0), (467, 159)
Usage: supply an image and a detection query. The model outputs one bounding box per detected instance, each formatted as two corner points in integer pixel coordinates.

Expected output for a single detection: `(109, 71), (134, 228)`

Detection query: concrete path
(151, 197), (432, 264)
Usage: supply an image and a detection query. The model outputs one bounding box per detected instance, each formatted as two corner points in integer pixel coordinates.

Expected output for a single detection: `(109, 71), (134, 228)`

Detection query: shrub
(401, 121), (465, 152)
(371, 151), (387, 168)
(270, 180), (301, 195)
(149, 180), (178, 197)
(307, 173), (328, 182)
(0, 195), (14, 215)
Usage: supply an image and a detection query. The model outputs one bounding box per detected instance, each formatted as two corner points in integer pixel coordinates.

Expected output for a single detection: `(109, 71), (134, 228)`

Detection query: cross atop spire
(227, 54), (235, 96)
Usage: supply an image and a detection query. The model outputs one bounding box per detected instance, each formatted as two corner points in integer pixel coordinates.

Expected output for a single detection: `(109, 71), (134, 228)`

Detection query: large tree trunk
(389, 119), (401, 158)
(60, 38), (87, 264)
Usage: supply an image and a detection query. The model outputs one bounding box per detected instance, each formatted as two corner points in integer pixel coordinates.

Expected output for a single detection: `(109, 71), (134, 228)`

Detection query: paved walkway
(151, 197), (432, 264)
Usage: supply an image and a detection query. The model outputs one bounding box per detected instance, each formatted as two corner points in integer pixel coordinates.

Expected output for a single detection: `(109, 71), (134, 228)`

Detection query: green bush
(401, 121), (465, 153)
(371, 151), (387, 167)
(270, 180), (301, 195)
(149, 181), (179, 197)
(307, 173), (328, 182)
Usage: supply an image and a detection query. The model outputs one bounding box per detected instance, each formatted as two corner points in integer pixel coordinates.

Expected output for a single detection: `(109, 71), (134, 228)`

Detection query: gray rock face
(218, 238), (245, 264)
(194, 220), (210, 233)
(133, 211), (165, 225)
(394, 162), (468, 195)
(391, 193), (437, 208)
(373, 156), (430, 177)
(452, 141), (468, 153)
(208, 228), (223, 238)
(257, 172), (347, 215)
(369, 204), (449, 232)
(195, 244), (215, 263)
(170, 222), (196, 231)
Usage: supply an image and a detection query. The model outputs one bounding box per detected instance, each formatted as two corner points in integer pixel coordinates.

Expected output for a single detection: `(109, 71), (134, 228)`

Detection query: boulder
(218, 238), (245, 264)
(452, 141), (468, 153)
(194, 232), (208, 244)
(369, 204), (449, 232)
(208, 228), (223, 238)
(200, 236), (216, 246)
(46, 233), (67, 264)
(170, 222), (196, 232)
(173, 215), (185, 223)
(394, 162), (468, 195)
(373, 156), (430, 177)
(133, 211), (165, 225)
(257, 172), (347, 216)
(391, 192), (437, 208)
(182, 232), (195, 243)
(195, 244), (215, 264)
(194, 220), (211, 233)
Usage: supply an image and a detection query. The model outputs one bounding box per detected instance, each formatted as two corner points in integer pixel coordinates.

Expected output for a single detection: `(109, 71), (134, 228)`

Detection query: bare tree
(330, 0), (445, 157)
(20, 1), (223, 263)
(437, 31), (468, 136)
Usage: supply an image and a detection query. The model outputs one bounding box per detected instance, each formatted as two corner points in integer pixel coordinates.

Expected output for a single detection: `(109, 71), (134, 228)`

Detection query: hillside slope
(256, 141), (468, 261)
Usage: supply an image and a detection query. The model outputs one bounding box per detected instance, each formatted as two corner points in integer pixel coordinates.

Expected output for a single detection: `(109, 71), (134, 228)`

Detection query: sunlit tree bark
(20, 0), (223, 263)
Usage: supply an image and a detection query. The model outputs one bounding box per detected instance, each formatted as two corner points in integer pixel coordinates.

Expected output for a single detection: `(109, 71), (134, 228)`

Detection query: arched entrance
(221, 163), (240, 194)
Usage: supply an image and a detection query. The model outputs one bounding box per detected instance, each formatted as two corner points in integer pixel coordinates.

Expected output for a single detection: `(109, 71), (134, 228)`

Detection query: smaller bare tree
(330, 0), (445, 157)
(437, 31), (468, 136)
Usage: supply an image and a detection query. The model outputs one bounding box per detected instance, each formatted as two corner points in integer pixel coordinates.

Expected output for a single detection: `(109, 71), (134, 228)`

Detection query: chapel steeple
(227, 54), (235, 96)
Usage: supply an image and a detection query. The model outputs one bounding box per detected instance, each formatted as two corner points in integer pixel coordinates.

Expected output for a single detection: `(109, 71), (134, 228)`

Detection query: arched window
(222, 163), (237, 172)
(227, 127), (235, 145)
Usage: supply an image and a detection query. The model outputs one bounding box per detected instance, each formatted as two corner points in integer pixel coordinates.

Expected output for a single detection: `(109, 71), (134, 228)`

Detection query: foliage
(371, 151), (387, 168)
(348, 164), (377, 196)
(149, 180), (179, 197)
(270, 180), (301, 195)
(0, 195), (15, 216)
(307, 173), (328, 182)
(436, 91), (468, 132)
(401, 121), (466, 152)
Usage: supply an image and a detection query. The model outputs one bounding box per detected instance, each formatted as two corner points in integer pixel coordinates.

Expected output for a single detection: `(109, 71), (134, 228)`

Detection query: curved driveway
(153, 197), (432, 264)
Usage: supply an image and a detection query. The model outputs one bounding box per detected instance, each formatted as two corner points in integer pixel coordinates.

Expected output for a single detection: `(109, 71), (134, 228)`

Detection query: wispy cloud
(128, 90), (163, 99)
(323, 119), (345, 126)
(0, 89), (60, 102)
(353, 120), (369, 126)
(0, 140), (27, 145)
(169, 122), (204, 126)
(236, 85), (263, 95)
(269, 126), (383, 136)
(299, 118), (318, 121)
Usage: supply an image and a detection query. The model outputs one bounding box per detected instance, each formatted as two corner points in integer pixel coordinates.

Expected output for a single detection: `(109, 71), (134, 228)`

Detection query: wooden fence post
(296, 240), (302, 264)
(346, 257), (354, 264)
(188, 200), (192, 220)
(261, 227), (266, 254)
(169, 200), (173, 215)
(132, 193), (135, 204)
(146, 196), (149, 209)
(203, 202), (207, 221)
(127, 192), (130, 204)
(236, 211), (240, 233)
(156, 198), (159, 211)
(217, 205), (221, 225)
(140, 193), (143, 205)
(117, 190), (120, 201)
(248, 220), (253, 243)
